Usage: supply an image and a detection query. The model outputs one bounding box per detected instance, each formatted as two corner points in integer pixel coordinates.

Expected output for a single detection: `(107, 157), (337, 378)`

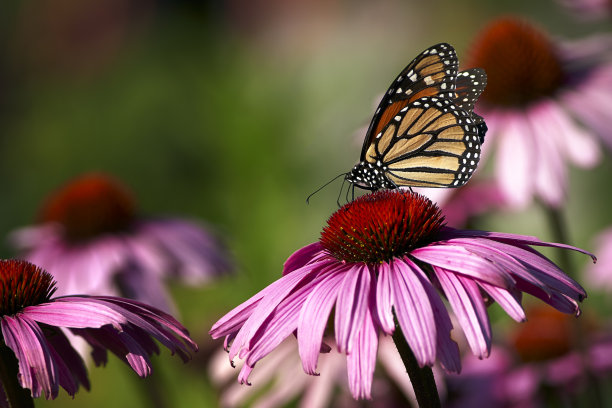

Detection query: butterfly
(345, 43), (487, 192)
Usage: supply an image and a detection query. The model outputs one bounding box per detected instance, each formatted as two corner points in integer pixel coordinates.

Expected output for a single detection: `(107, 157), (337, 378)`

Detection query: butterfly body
(345, 43), (487, 191)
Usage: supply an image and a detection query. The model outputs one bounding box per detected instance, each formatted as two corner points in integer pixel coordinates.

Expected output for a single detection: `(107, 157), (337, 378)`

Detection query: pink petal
(411, 245), (515, 288)
(434, 267), (491, 358)
(335, 265), (371, 354)
(346, 305), (378, 400)
(298, 267), (346, 375)
(389, 258), (437, 366)
(375, 262), (395, 335)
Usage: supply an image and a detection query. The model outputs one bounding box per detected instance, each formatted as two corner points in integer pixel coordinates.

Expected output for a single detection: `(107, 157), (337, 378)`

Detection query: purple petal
(375, 262), (395, 335)
(225, 261), (326, 360)
(298, 267), (346, 374)
(1, 315), (57, 399)
(346, 305), (378, 400)
(412, 244), (515, 288)
(440, 228), (596, 262)
(335, 265), (371, 354)
(404, 258), (461, 373)
(434, 267), (491, 358)
(479, 282), (526, 322)
(283, 243), (327, 275)
(388, 258), (437, 367)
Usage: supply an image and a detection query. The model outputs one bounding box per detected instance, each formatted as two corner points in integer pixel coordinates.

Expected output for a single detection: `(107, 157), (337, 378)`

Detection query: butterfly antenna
(307, 173), (347, 204)
(336, 178), (345, 207)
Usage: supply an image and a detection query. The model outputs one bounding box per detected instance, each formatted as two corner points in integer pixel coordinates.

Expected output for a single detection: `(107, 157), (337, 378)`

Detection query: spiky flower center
(511, 307), (573, 363)
(320, 191), (445, 263)
(0, 260), (56, 316)
(38, 173), (136, 242)
(468, 17), (564, 107)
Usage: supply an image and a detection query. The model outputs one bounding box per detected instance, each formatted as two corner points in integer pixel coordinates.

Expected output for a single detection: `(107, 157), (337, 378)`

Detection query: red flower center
(320, 191), (445, 263)
(38, 173), (136, 242)
(511, 307), (574, 363)
(467, 17), (565, 107)
(0, 260), (56, 316)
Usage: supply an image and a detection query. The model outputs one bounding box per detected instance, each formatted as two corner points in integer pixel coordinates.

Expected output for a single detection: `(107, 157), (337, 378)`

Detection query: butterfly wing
(360, 43), (459, 161)
(363, 96), (481, 188)
(455, 68), (487, 122)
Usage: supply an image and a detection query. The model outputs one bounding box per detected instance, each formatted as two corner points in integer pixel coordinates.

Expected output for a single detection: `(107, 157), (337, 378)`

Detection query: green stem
(543, 205), (574, 278)
(392, 325), (440, 408)
(0, 344), (34, 408)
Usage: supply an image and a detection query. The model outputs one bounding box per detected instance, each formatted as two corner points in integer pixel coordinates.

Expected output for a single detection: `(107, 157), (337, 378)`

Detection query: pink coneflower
(0, 259), (197, 404)
(445, 306), (612, 407)
(466, 17), (608, 208)
(11, 173), (232, 313)
(210, 190), (593, 400)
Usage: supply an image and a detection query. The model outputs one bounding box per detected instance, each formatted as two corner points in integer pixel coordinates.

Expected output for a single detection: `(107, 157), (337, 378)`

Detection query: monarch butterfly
(345, 43), (487, 191)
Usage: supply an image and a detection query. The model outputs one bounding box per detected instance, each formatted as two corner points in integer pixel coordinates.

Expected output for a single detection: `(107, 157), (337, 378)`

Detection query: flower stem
(392, 323), (440, 408)
(0, 344), (34, 408)
(543, 205), (574, 277)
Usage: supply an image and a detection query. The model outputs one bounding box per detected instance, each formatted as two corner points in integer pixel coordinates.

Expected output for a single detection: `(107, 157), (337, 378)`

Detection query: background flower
(465, 17), (608, 209)
(11, 173), (233, 313)
(445, 306), (612, 407)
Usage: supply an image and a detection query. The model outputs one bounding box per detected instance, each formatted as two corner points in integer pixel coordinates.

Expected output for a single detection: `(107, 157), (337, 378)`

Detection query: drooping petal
(346, 303), (378, 400)
(479, 282), (526, 322)
(1, 315), (57, 399)
(404, 258), (460, 373)
(227, 261), (327, 361)
(375, 262), (395, 335)
(298, 267), (347, 374)
(388, 258), (437, 367)
(335, 265), (371, 354)
(434, 267), (491, 358)
(412, 245), (515, 288)
(494, 111), (535, 209)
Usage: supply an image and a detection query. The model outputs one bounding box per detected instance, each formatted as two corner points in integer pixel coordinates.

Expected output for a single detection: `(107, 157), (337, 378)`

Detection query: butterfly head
(345, 161), (396, 191)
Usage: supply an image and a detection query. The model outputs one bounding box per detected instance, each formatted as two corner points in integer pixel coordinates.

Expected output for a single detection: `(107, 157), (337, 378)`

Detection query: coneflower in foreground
(0, 259), (197, 404)
(210, 190), (594, 400)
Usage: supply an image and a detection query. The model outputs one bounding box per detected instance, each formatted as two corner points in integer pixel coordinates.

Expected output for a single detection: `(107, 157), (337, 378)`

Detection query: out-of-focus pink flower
(585, 226), (612, 291)
(11, 173), (232, 313)
(414, 179), (506, 227)
(210, 190), (593, 400)
(558, 0), (611, 20)
(0, 259), (197, 402)
(445, 306), (612, 407)
(210, 336), (428, 408)
(466, 17), (611, 209)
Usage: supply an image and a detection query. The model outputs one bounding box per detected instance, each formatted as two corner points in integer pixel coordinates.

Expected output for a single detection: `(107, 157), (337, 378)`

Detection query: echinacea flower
(11, 173), (232, 313)
(0, 259), (197, 403)
(445, 306), (612, 407)
(466, 17), (610, 208)
(210, 190), (593, 400)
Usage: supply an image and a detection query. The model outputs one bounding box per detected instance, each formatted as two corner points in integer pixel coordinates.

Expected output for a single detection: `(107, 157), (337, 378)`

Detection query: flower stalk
(392, 318), (440, 408)
(0, 343), (34, 408)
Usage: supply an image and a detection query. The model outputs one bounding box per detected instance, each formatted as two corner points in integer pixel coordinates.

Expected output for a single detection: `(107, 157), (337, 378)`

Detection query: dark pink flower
(210, 190), (593, 399)
(11, 173), (232, 313)
(466, 17), (611, 208)
(0, 259), (197, 401)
